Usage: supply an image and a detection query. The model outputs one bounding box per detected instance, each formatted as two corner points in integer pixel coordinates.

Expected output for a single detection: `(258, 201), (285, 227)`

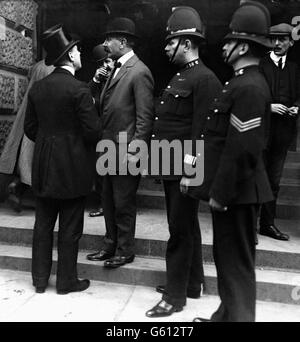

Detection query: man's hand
(287, 106), (299, 117)
(209, 198), (228, 212)
(94, 66), (110, 82)
(271, 103), (289, 115)
(180, 177), (191, 195)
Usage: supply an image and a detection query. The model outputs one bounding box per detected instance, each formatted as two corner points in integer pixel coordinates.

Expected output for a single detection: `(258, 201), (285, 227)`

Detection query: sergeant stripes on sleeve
(230, 113), (262, 132)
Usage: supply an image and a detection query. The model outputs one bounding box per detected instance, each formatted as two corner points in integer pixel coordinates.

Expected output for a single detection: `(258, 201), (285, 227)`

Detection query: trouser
(260, 116), (296, 227)
(162, 179), (204, 307)
(102, 174), (140, 256)
(32, 196), (86, 290)
(211, 204), (258, 322)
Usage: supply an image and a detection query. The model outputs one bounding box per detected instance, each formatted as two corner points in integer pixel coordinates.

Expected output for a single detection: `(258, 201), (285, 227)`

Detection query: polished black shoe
(156, 284), (202, 299)
(86, 250), (113, 261)
(193, 317), (210, 322)
(35, 286), (46, 294)
(146, 300), (183, 318)
(89, 208), (104, 217)
(57, 279), (90, 295)
(104, 255), (135, 268)
(260, 225), (290, 241)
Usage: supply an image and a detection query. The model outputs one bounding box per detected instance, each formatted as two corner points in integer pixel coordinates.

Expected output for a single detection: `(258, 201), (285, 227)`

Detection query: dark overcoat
(24, 68), (102, 199)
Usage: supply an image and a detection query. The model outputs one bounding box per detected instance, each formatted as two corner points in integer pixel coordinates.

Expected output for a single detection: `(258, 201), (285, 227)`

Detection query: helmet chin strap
(170, 37), (182, 64)
(224, 41), (240, 64)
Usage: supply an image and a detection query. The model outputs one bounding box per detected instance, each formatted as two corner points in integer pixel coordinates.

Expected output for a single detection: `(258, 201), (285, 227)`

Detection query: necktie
(278, 58), (283, 70)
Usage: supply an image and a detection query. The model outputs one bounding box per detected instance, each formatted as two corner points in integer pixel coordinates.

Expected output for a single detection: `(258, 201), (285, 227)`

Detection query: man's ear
(289, 39), (294, 48)
(238, 42), (249, 55)
(184, 39), (192, 51)
(68, 49), (74, 62)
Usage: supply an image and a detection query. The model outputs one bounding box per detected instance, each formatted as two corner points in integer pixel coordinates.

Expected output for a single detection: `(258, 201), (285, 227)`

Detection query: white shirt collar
(270, 51), (287, 68)
(59, 65), (75, 75)
(117, 50), (134, 67)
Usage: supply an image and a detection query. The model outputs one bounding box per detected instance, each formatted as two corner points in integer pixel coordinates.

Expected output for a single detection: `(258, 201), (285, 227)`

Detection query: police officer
(146, 6), (222, 318)
(189, 1), (273, 321)
(259, 23), (300, 241)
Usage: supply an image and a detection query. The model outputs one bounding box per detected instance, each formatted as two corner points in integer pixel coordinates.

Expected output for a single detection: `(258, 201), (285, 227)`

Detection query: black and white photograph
(0, 0), (300, 326)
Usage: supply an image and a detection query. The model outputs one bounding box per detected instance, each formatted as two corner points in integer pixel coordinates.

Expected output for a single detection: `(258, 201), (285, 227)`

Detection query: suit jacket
(99, 54), (154, 156)
(24, 68), (102, 199)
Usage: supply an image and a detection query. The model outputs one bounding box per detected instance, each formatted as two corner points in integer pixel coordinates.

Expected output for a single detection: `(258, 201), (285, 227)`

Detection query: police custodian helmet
(225, 0), (273, 48)
(165, 6), (205, 41)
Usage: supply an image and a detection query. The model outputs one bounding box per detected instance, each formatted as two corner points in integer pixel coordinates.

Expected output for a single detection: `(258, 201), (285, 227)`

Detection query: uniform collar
(184, 58), (201, 70)
(234, 64), (258, 77)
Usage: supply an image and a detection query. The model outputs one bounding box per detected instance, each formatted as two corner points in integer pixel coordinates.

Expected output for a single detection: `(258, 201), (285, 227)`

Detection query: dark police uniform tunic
(190, 65), (273, 321)
(151, 59), (222, 307)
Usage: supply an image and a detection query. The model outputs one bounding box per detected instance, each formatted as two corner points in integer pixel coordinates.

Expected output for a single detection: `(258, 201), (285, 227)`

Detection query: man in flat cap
(87, 18), (154, 267)
(259, 23), (300, 241)
(24, 25), (101, 294)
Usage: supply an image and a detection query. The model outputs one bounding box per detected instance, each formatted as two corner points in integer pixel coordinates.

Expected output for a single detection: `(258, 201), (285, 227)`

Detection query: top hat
(270, 23), (293, 37)
(224, 1), (273, 48)
(92, 44), (108, 63)
(103, 17), (139, 39)
(42, 24), (80, 66)
(166, 6), (205, 41)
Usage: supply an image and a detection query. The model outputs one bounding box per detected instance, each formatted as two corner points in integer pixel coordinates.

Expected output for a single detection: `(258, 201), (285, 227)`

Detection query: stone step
(282, 163), (300, 179)
(286, 151), (300, 163)
(0, 244), (299, 306)
(0, 207), (300, 271)
(136, 189), (300, 219)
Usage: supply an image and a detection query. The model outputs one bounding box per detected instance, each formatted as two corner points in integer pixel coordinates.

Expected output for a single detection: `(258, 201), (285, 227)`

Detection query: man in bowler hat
(190, 1), (273, 321)
(86, 18), (154, 267)
(259, 23), (300, 241)
(88, 44), (114, 218)
(146, 7), (222, 318)
(24, 25), (102, 294)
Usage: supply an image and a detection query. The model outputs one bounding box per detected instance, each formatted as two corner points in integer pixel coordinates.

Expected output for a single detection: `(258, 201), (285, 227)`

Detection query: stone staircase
(0, 150), (299, 311)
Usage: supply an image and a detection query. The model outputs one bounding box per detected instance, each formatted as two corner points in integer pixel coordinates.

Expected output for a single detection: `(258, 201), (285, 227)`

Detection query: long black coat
(24, 68), (102, 199)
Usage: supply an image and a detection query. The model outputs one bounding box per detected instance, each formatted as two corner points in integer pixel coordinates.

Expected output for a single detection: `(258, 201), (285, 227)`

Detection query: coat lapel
(99, 54), (138, 108)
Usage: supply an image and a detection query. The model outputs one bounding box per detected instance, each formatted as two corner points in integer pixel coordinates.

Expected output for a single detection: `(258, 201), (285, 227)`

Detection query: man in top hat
(24, 24), (102, 294)
(87, 44), (114, 219)
(145, 6), (222, 318)
(259, 23), (300, 241)
(86, 18), (154, 267)
(189, 1), (273, 321)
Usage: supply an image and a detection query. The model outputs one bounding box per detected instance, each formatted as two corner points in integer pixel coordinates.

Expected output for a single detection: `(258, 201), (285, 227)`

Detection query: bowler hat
(104, 17), (139, 39)
(42, 24), (80, 66)
(92, 44), (108, 63)
(225, 1), (273, 48)
(270, 23), (293, 37)
(166, 6), (205, 41)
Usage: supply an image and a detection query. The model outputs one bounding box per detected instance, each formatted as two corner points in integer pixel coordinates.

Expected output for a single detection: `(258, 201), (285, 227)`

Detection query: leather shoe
(35, 286), (46, 294)
(193, 317), (210, 322)
(156, 284), (202, 299)
(57, 279), (90, 295)
(260, 225), (290, 241)
(89, 208), (104, 217)
(146, 300), (183, 318)
(104, 255), (135, 268)
(86, 250), (113, 261)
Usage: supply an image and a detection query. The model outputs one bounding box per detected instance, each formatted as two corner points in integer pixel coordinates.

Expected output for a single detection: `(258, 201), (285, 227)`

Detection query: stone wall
(0, 0), (37, 154)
